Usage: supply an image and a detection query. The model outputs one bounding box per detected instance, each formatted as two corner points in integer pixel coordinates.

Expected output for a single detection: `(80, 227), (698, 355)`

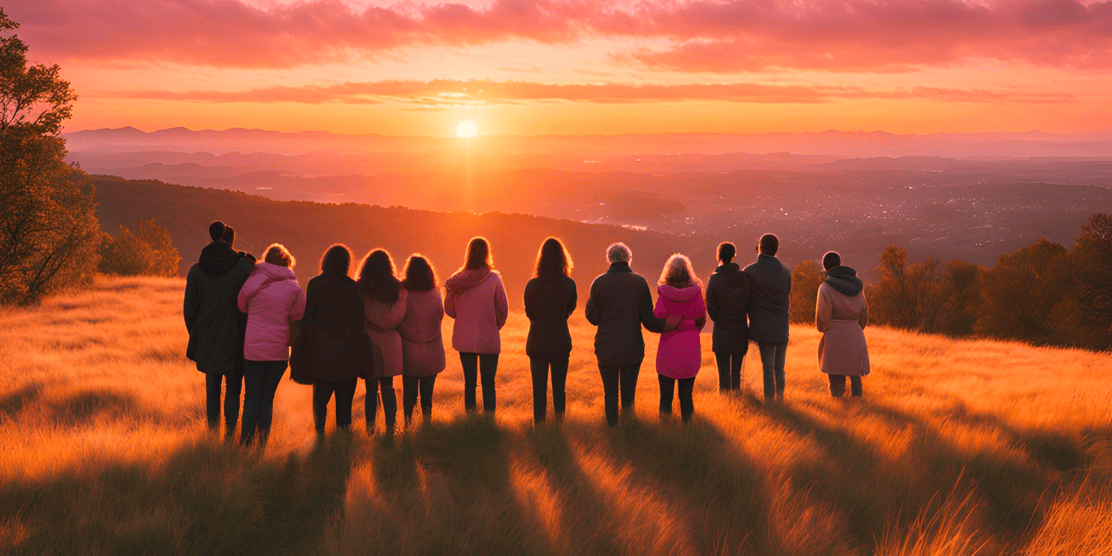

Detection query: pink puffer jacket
(237, 262), (306, 362)
(653, 284), (706, 379)
(444, 268), (509, 354)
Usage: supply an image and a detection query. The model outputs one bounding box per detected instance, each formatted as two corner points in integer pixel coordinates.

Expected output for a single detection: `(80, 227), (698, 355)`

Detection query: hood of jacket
(254, 262), (297, 284)
(712, 263), (745, 289)
(198, 241), (246, 276)
(824, 266), (863, 296)
(659, 283), (701, 302)
(445, 267), (493, 294)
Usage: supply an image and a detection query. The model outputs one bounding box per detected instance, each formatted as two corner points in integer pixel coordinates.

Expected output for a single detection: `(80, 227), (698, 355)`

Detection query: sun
(455, 120), (479, 139)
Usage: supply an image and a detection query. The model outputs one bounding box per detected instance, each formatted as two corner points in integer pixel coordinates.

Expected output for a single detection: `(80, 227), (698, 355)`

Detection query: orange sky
(7, 0), (1112, 137)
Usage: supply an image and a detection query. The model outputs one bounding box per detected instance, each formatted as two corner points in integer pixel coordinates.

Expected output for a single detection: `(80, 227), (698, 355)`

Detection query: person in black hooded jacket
(705, 242), (750, 392)
(184, 220), (254, 438)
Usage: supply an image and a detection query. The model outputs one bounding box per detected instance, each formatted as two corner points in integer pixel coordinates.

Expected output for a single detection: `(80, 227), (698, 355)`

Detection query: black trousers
(658, 375), (696, 422)
(530, 355), (569, 424)
(206, 369), (243, 436)
(365, 376), (397, 430)
(828, 375), (863, 397)
(402, 375), (437, 424)
(460, 352), (498, 413)
(312, 377), (357, 433)
(598, 362), (641, 427)
(714, 350), (745, 392)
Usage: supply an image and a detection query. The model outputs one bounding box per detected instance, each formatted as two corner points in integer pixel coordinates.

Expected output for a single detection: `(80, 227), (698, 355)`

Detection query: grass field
(2, 276), (1112, 555)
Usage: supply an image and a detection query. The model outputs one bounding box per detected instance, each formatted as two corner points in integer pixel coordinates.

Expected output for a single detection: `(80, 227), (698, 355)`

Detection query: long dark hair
(320, 244), (352, 277)
(403, 254), (438, 292)
(460, 236), (493, 272)
(534, 237), (573, 279)
(358, 249), (401, 303)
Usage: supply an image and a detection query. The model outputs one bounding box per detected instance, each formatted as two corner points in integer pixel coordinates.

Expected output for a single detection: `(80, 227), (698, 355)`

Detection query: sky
(6, 0), (1112, 137)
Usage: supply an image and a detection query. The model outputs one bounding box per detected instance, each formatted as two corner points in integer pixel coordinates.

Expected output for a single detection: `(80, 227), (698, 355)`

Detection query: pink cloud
(108, 79), (1077, 104)
(7, 0), (1112, 71)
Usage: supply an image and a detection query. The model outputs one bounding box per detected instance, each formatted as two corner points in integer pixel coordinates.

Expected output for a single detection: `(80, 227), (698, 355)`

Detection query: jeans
(312, 377), (357, 434)
(460, 353), (499, 413)
(205, 369), (243, 436)
(365, 376), (397, 431)
(714, 350), (745, 392)
(658, 375), (696, 422)
(402, 375), (437, 424)
(530, 355), (569, 424)
(828, 375), (863, 398)
(240, 360), (287, 446)
(598, 362), (640, 427)
(757, 342), (787, 401)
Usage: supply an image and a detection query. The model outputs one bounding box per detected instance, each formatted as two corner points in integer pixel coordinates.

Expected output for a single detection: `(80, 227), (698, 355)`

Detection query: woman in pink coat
(357, 249), (407, 434)
(398, 255), (446, 425)
(653, 254), (706, 422)
(444, 237), (509, 414)
(816, 251), (870, 397)
(236, 243), (306, 447)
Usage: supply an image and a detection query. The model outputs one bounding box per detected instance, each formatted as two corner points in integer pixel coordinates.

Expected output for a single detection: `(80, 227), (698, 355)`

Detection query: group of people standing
(184, 221), (872, 446)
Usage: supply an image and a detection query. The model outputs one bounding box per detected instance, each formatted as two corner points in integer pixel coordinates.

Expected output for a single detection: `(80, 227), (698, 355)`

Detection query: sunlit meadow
(2, 276), (1111, 555)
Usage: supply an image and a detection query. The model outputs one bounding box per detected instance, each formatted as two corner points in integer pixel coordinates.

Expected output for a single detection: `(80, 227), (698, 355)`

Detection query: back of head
(822, 251), (841, 271)
(264, 243), (295, 268)
(403, 254), (438, 292)
(660, 253), (700, 287)
(320, 244), (352, 277)
(535, 237), (573, 279)
(208, 220), (226, 242)
(717, 242), (736, 264)
(606, 242), (631, 265)
(222, 225), (236, 247)
(464, 237), (493, 271)
(759, 233), (779, 256)
(358, 249), (401, 302)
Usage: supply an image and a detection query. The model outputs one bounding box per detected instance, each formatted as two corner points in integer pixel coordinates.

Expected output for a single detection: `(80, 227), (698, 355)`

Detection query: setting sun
(455, 120), (478, 139)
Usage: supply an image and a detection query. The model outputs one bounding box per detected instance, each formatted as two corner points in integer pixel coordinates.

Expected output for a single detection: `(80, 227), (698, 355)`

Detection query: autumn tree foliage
(0, 9), (98, 304)
(975, 238), (1069, 344)
(99, 220), (180, 277)
(789, 260), (824, 324)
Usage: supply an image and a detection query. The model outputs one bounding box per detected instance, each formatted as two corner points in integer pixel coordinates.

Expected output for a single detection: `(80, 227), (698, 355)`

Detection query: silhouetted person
(444, 237), (509, 414)
(358, 249), (405, 435)
(221, 224), (254, 397)
(654, 254), (706, 423)
(398, 255), (445, 426)
(706, 242), (750, 393)
(744, 233), (791, 401)
(816, 251), (870, 397)
(222, 225), (256, 263)
(301, 244), (364, 435)
(237, 243), (305, 447)
(184, 220), (253, 438)
(524, 237), (577, 425)
(585, 242), (666, 426)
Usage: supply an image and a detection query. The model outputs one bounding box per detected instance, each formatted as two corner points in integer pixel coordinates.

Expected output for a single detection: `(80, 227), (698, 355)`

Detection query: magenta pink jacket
(237, 262), (306, 362)
(444, 268), (509, 354)
(653, 284), (706, 379)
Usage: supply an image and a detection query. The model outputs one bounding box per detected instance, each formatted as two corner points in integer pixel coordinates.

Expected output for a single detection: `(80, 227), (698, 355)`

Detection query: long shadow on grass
(759, 397), (1065, 549)
(0, 435), (355, 556)
(594, 414), (786, 555)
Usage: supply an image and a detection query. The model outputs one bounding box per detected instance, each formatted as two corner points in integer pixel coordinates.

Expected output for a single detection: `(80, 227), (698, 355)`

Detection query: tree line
(790, 215), (1112, 351)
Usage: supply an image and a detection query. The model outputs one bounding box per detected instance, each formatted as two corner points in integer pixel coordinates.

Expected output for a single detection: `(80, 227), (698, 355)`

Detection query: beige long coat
(816, 282), (870, 376)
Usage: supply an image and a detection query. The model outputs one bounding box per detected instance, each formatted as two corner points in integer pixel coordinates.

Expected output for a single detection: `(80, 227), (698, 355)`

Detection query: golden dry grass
(1, 276), (1111, 555)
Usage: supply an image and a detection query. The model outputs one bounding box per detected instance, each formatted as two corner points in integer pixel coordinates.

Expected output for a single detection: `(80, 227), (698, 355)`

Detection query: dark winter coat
(184, 241), (254, 376)
(300, 273), (366, 383)
(743, 254), (792, 344)
(524, 275), (577, 359)
(706, 263), (750, 354)
(585, 262), (666, 367)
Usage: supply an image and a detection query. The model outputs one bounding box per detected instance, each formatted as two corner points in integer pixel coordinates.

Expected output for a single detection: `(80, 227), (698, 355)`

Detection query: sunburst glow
(455, 120), (478, 139)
